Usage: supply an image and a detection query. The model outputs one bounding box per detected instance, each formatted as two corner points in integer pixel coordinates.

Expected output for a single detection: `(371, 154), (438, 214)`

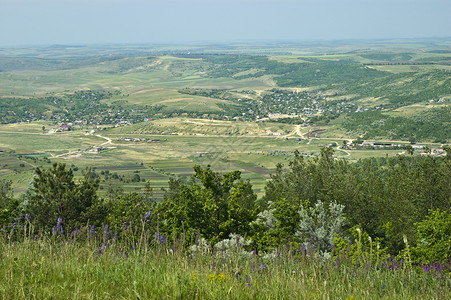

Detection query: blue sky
(0, 0), (450, 46)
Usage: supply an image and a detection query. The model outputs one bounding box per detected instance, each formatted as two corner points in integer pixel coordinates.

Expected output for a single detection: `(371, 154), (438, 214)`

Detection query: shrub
(412, 209), (451, 263)
(296, 200), (346, 256)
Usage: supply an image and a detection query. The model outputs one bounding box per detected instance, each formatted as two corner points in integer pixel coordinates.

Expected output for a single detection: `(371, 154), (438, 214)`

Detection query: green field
(0, 41), (450, 198)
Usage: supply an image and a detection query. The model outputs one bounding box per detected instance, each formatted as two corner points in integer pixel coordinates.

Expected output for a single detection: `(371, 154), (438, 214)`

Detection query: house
(59, 124), (71, 131)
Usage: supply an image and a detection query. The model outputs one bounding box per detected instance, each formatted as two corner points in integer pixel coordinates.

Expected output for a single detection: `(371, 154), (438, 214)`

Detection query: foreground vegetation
(1, 222), (449, 299)
(1, 148), (450, 298)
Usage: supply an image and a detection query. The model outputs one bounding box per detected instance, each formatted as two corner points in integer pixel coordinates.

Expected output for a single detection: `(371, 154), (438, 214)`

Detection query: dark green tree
(27, 163), (103, 230)
(0, 179), (20, 225)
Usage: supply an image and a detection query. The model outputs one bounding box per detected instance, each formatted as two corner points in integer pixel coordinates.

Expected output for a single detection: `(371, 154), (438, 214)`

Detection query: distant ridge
(46, 44), (86, 49)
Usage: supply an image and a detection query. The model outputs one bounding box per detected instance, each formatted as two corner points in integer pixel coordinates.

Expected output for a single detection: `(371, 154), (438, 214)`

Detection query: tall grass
(0, 219), (449, 299)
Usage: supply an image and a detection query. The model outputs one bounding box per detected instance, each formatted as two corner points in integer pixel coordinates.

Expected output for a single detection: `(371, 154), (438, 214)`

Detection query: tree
(158, 165), (257, 244)
(0, 179), (20, 225)
(406, 144), (414, 155)
(143, 182), (153, 202)
(27, 163), (102, 230)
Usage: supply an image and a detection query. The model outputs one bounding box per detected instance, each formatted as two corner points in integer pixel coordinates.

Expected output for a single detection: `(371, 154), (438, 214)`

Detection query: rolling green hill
(0, 41), (450, 197)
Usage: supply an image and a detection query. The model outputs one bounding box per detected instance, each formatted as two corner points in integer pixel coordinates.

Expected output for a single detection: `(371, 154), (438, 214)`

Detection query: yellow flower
(208, 274), (216, 283)
(41, 256), (45, 262)
(346, 296), (356, 300)
(216, 273), (226, 282)
(191, 272), (197, 281)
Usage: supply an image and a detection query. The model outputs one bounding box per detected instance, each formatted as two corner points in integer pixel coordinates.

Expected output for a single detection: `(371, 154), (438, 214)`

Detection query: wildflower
(245, 275), (251, 287)
(208, 274), (216, 283)
(41, 256), (45, 262)
(390, 257), (396, 270)
(191, 272), (197, 281)
(217, 273), (226, 282)
(25, 214), (30, 221)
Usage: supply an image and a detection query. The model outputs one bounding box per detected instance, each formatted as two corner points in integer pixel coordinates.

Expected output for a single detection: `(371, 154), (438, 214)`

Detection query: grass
(1, 220), (449, 299)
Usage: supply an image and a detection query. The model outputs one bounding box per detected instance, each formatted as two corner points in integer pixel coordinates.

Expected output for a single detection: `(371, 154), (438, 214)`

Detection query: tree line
(1, 148), (450, 263)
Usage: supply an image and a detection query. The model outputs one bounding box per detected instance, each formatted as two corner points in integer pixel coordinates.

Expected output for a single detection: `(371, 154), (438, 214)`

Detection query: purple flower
(56, 218), (63, 232)
(245, 275), (251, 287)
(390, 257), (396, 270)
(25, 214), (30, 221)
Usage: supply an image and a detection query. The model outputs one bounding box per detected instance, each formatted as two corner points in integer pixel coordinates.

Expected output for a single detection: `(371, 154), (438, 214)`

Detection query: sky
(0, 0), (450, 46)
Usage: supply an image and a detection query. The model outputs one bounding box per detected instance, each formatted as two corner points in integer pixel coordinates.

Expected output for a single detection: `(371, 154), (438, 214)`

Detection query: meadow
(1, 215), (449, 299)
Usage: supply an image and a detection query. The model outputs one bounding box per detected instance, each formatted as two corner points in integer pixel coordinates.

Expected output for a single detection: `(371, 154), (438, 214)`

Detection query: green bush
(412, 209), (451, 263)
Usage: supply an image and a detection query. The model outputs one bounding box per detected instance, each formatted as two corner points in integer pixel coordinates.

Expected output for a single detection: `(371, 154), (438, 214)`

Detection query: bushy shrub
(412, 209), (451, 263)
(296, 200), (346, 256)
(105, 192), (154, 231)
